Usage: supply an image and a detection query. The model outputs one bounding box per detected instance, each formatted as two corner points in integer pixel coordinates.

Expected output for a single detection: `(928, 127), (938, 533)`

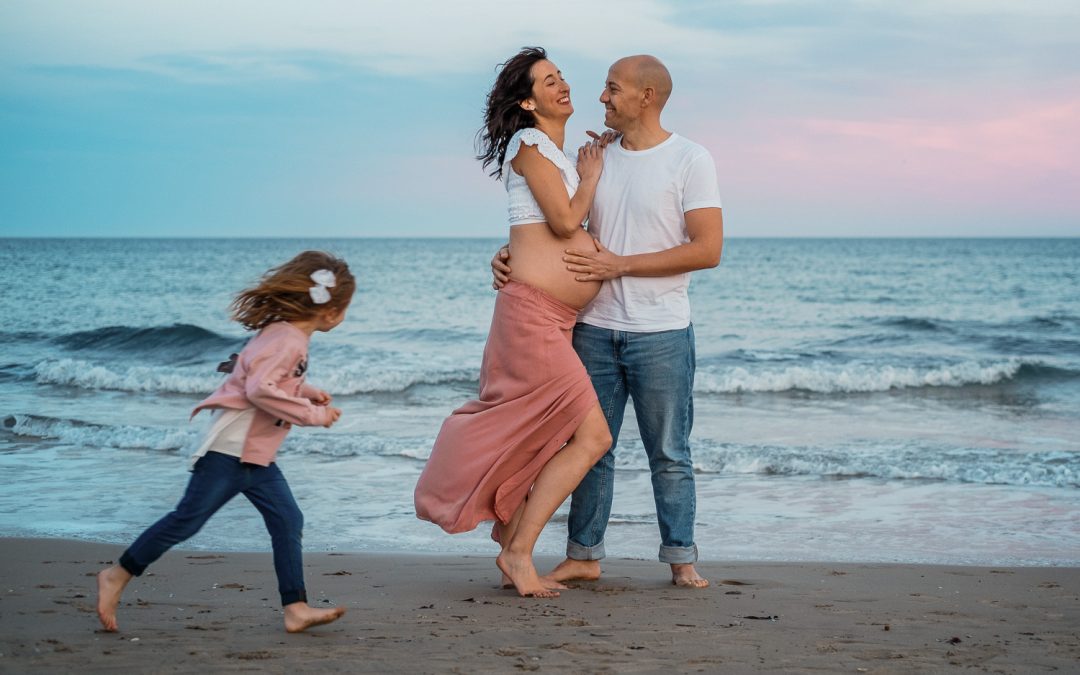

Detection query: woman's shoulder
(508, 126), (550, 146)
(505, 127), (572, 172)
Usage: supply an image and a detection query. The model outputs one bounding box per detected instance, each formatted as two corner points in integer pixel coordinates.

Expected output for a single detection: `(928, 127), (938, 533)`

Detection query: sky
(1, 0), (1078, 238)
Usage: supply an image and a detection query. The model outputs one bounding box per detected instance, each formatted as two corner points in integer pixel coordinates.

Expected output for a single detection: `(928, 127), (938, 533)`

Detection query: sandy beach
(0, 538), (1076, 673)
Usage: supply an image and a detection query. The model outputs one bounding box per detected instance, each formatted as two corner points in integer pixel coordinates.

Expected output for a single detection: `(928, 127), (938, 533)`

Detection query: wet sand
(1, 537), (1077, 673)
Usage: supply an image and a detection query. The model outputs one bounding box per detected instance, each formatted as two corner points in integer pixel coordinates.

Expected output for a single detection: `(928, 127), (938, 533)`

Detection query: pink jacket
(192, 321), (331, 466)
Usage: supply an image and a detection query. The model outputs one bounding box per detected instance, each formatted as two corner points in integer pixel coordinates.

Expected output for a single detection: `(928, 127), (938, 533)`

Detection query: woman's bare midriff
(508, 222), (601, 310)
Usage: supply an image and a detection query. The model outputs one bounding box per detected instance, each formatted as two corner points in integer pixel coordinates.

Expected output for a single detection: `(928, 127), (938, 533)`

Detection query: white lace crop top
(503, 127), (580, 226)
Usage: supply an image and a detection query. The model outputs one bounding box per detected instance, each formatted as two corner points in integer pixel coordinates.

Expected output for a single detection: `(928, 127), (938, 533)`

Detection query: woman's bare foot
(547, 557), (602, 583)
(671, 563), (710, 588)
(96, 566), (133, 632)
(500, 573), (567, 591)
(283, 602), (346, 633)
(496, 550), (560, 598)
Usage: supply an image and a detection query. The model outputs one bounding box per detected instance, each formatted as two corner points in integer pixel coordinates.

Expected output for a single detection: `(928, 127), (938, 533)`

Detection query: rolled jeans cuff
(659, 543), (698, 564)
(567, 538), (606, 561)
(118, 551), (146, 577)
(281, 589), (307, 606)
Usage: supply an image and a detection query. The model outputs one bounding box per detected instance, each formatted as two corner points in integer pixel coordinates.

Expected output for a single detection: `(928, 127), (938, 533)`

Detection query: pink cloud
(694, 89), (1080, 219)
(803, 99), (1080, 172)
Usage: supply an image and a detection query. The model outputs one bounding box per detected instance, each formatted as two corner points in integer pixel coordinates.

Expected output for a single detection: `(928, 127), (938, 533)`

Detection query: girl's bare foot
(96, 566), (133, 632)
(547, 557), (602, 583)
(496, 550), (559, 598)
(671, 563), (710, 588)
(283, 602), (346, 633)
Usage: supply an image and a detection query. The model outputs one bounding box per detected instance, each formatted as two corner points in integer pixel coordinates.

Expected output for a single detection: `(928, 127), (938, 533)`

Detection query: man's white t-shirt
(579, 133), (722, 332)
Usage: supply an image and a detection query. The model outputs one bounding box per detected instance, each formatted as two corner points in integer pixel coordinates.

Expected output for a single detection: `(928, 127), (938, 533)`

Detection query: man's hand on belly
(491, 244), (511, 289)
(563, 238), (625, 282)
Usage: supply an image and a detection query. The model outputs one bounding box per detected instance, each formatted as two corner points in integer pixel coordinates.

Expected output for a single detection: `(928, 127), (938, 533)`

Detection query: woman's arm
(510, 141), (603, 238)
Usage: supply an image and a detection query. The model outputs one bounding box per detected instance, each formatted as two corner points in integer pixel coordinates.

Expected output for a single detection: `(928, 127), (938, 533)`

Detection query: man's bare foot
(671, 563), (709, 588)
(546, 557), (602, 583)
(496, 550), (559, 598)
(283, 602), (346, 633)
(96, 565), (133, 632)
(500, 573), (567, 591)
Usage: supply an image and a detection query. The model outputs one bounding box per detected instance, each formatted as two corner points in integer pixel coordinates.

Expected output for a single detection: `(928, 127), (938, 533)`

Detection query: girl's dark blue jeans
(119, 451), (307, 606)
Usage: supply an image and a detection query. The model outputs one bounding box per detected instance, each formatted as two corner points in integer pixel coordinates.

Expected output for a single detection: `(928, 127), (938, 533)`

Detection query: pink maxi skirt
(414, 280), (598, 535)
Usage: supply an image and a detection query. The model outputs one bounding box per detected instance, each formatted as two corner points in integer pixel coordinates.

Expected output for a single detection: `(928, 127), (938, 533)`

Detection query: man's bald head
(612, 55), (672, 110)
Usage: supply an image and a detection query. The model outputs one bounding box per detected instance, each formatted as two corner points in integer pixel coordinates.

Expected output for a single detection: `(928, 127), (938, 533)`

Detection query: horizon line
(2, 235), (1078, 241)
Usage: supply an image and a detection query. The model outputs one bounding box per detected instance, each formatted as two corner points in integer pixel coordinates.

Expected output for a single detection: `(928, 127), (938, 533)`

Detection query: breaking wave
(613, 439), (1079, 488)
(30, 358), (477, 395)
(695, 359), (1067, 394)
(2, 413), (433, 459)
(6, 414), (1075, 488)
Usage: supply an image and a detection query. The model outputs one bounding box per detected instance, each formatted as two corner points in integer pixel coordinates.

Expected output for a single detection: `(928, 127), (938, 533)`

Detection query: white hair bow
(308, 269), (337, 304)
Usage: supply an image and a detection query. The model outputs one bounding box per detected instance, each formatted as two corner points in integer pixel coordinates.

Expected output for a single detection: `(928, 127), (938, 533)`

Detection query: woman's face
(523, 59), (573, 120)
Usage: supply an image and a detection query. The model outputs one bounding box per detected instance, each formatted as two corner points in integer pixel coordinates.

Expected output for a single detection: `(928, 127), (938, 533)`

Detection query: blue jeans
(120, 452), (307, 606)
(567, 323), (698, 564)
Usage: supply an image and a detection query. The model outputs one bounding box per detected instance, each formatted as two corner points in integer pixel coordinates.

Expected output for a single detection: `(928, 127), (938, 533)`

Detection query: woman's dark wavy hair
(476, 46), (548, 180)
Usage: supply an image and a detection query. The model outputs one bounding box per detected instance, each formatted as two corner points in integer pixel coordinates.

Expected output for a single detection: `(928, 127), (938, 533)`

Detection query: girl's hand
(311, 389), (332, 406)
(323, 407), (342, 427)
(576, 140), (604, 184)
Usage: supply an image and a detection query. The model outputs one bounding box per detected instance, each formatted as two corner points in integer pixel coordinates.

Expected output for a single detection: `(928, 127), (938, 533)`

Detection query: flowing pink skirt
(414, 280), (598, 535)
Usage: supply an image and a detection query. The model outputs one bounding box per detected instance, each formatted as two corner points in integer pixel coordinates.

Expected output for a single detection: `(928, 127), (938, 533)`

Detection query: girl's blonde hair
(231, 251), (356, 330)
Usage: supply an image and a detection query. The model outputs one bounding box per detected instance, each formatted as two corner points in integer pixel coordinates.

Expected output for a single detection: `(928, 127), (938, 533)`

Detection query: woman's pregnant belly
(508, 223), (602, 310)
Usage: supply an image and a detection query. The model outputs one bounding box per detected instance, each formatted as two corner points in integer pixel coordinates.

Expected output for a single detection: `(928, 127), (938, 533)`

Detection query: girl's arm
(300, 383), (331, 405)
(511, 141), (603, 238)
(244, 348), (332, 427)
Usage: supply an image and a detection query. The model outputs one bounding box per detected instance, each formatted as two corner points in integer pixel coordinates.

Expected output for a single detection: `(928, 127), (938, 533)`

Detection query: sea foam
(610, 438), (1078, 488)
(33, 359), (220, 394)
(30, 357), (477, 395)
(695, 358), (1044, 394)
(3, 414), (196, 451)
(2, 413), (434, 460)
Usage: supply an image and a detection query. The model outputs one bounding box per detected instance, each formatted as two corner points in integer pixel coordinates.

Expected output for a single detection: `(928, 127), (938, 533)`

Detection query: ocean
(1, 237), (1077, 566)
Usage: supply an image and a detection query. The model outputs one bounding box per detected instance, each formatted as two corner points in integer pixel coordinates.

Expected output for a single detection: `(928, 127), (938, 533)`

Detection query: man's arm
(563, 207), (723, 281)
(490, 244), (511, 289)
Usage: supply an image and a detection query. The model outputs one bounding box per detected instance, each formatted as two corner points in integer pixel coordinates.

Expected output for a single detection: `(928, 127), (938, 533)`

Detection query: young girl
(96, 250), (355, 634)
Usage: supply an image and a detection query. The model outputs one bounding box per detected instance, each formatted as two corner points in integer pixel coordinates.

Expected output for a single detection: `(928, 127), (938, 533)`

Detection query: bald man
(493, 55), (723, 588)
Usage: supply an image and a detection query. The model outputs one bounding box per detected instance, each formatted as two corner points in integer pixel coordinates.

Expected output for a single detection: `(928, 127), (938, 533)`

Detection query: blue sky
(2, 0), (1078, 237)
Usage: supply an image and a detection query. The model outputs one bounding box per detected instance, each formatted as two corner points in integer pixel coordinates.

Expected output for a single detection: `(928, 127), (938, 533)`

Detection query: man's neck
(619, 121), (672, 151)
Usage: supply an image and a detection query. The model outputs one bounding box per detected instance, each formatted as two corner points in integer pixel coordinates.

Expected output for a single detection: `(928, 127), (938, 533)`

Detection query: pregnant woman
(414, 47), (611, 598)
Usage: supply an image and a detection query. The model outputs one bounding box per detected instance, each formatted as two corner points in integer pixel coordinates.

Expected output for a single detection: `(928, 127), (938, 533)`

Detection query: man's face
(599, 62), (639, 131)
